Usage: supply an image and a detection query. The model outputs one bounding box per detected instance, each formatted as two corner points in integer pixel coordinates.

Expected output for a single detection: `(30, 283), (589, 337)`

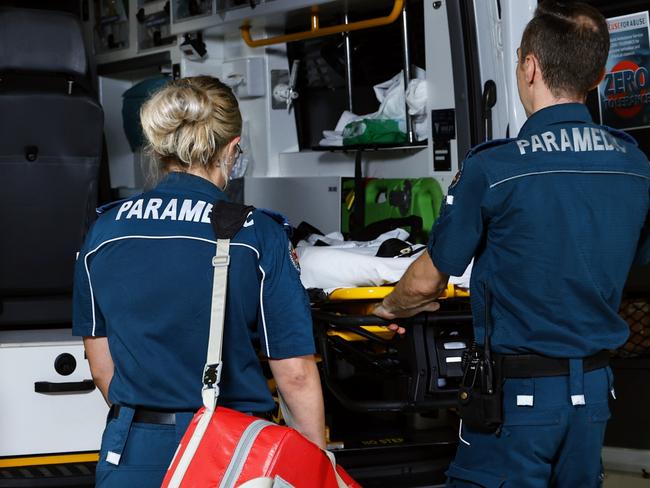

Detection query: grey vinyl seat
(0, 7), (104, 326)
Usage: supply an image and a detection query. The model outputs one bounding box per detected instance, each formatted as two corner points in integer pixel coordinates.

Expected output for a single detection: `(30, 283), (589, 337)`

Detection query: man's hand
(372, 301), (441, 335)
(373, 301), (441, 320)
(371, 252), (449, 334)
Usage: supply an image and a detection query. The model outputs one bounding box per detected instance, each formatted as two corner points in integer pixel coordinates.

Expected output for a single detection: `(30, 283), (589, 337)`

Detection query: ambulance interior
(1, 0), (649, 486)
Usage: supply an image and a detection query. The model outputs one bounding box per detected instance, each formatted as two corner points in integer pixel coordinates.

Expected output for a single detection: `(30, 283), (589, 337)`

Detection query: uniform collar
(518, 103), (593, 138)
(156, 171), (228, 201)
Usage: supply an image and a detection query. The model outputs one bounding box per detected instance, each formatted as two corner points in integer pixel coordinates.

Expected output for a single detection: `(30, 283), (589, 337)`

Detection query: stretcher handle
(240, 0), (404, 48)
(312, 310), (472, 328)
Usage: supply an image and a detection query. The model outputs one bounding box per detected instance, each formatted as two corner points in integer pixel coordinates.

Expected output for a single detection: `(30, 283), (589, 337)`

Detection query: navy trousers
(446, 366), (613, 488)
(94, 406), (193, 488)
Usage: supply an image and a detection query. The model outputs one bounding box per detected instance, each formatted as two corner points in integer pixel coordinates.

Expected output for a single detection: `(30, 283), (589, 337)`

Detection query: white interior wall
(424, 0), (457, 192)
(473, 0), (510, 139)
(194, 28), (300, 177)
(501, 0), (537, 134)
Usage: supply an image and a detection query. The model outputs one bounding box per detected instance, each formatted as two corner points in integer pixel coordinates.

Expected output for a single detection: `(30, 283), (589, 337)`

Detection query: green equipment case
(341, 177), (444, 244)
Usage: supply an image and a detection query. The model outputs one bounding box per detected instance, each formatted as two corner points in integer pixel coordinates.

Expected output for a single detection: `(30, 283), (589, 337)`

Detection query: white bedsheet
(296, 229), (472, 293)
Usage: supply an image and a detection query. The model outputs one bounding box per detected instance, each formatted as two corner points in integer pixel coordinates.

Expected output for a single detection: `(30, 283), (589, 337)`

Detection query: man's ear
(525, 53), (539, 85)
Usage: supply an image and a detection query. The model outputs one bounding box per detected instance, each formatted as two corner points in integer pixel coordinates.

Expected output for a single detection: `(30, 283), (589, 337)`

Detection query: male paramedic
(374, 1), (650, 486)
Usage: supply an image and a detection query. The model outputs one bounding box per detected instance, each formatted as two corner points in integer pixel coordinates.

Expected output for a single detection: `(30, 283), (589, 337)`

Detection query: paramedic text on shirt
(374, 2), (650, 486)
(73, 76), (326, 488)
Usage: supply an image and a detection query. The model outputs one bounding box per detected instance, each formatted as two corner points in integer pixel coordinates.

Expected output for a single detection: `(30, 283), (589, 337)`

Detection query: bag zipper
(219, 419), (274, 488)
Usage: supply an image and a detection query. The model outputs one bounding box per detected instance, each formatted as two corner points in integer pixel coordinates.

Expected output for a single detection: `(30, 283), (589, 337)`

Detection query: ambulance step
(0, 461), (95, 488)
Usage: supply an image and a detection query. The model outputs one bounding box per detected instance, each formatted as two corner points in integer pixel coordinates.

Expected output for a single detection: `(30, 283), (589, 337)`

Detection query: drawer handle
(34, 380), (96, 394)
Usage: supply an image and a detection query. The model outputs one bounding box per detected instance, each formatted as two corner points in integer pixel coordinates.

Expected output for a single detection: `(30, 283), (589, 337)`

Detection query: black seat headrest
(0, 7), (87, 77)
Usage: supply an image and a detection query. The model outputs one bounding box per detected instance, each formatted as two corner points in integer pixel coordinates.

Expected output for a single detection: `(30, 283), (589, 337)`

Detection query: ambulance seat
(0, 8), (103, 327)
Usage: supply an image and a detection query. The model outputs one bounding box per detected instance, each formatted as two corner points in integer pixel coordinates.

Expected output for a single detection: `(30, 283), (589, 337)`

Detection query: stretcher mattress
(296, 229), (472, 292)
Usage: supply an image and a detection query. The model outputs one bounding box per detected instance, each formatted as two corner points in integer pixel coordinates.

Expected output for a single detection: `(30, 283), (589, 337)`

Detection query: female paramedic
(72, 76), (326, 487)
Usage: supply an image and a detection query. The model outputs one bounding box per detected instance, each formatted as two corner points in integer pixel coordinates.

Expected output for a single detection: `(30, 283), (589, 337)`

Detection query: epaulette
(96, 198), (130, 215)
(465, 138), (515, 160)
(603, 126), (639, 147)
(259, 208), (293, 236)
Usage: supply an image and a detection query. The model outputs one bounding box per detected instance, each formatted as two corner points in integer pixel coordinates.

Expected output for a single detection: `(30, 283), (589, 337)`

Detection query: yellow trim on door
(0, 452), (99, 468)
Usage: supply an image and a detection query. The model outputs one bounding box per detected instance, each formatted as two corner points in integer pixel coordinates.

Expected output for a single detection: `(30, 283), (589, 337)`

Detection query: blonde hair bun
(140, 76), (242, 179)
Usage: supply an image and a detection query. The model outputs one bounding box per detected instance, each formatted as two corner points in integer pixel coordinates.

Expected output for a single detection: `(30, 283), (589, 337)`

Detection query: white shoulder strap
(201, 238), (231, 411)
(166, 237), (231, 487)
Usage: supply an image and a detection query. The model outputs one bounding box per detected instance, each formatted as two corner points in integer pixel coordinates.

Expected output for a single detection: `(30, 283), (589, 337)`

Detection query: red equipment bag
(162, 407), (360, 487)
(162, 202), (361, 488)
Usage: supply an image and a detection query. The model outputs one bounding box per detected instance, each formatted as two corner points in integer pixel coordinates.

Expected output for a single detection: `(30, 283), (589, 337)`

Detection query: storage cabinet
(84, 0), (179, 65)
(93, 0), (130, 54)
(136, 0), (176, 51)
(0, 330), (108, 457)
(168, 0), (332, 35)
(172, 0), (213, 25)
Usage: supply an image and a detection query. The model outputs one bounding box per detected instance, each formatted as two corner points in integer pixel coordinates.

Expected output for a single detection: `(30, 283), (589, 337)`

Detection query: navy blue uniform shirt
(73, 172), (315, 412)
(428, 103), (650, 357)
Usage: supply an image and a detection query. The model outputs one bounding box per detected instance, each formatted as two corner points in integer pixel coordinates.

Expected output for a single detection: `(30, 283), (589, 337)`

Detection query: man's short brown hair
(520, 1), (610, 98)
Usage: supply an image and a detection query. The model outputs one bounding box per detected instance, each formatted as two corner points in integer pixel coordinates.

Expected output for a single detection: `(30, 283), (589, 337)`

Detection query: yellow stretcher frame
(323, 285), (469, 341)
(328, 284), (469, 302)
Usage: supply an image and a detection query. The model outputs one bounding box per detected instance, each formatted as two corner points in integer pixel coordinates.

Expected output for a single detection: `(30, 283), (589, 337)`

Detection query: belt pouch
(457, 286), (503, 433)
(458, 348), (503, 433)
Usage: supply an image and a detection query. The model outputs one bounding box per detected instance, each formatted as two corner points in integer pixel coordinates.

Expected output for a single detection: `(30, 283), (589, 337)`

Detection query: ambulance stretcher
(311, 285), (473, 487)
(312, 284), (472, 413)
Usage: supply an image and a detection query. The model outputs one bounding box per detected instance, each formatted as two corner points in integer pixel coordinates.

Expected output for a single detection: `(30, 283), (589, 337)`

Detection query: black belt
(110, 405), (181, 425)
(110, 405), (272, 425)
(495, 350), (610, 378)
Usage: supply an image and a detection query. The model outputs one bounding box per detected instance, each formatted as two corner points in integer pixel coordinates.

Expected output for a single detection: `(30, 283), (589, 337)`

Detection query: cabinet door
(93, 0), (131, 54)
(0, 338), (107, 456)
(171, 0), (214, 26)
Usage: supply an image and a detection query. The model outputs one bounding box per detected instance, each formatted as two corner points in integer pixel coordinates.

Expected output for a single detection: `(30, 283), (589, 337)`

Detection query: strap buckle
(212, 255), (230, 267)
(202, 362), (222, 409)
(203, 362), (223, 388)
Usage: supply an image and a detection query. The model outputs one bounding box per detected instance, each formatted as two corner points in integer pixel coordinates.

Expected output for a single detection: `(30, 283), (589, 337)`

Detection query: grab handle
(240, 0), (404, 48)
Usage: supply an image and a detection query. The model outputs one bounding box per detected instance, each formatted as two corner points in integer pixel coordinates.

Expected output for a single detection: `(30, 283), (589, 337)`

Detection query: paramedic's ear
(523, 52), (538, 86)
(227, 136), (241, 159)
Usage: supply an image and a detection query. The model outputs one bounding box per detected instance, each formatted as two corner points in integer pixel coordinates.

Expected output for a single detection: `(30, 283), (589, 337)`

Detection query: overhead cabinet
(87, 0), (178, 64)
(168, 0), (372, 35)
